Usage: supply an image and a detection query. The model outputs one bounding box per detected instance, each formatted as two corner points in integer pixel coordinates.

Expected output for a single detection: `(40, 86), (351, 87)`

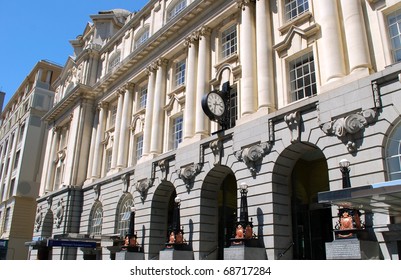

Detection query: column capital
(198, 26), (212, 38)
(237, 0), (255, 10)
(98, 101), (109, 110)
(184, 31), (200, 47)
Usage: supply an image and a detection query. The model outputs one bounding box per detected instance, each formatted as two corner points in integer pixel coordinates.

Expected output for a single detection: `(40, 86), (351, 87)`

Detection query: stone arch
(148, 181), (176, 259)
(271, 141), (331, 260)
(199, 165), (237, 260)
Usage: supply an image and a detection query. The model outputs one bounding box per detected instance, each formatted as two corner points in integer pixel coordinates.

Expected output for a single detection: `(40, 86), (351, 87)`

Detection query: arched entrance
(148, 182), (176, 259)
(199, 166), (237, 260)
(274, 143), (332, 260)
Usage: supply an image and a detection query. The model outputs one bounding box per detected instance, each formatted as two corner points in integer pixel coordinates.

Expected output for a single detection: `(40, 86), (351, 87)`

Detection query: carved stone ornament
(284, 111), (301, 143)
(94, 184), (101, 201)
(34, 206), (43, 232)
(136, 178), (154, 201)
(209, 139), (223, 166)
(235, 142), (272, 175)
(320, 109), (377, 153)
(54, 199), (64, 228)
(121, 174), (130, 193)
(158, 160), (168, 181)
(178, 164), (202, 189)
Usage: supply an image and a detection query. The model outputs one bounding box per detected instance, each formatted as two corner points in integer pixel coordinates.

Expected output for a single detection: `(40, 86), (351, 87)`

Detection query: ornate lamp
(339, 158), (351, 189)
(239, 183), (249, 225)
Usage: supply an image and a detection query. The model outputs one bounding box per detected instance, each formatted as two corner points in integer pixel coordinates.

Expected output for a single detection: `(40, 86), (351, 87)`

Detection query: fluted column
(238, 0), (257, 116)
(45, 127), (59, 192)
(150, 58), (168, 155)
(91, 102), (107, 178)
(183, 34), (198, 140)
(315, 0), (346, 82)
(142, 67), (156, 157)
(111, 91), (124, 169)
(117, 83), (134, 168)
(340, 0), (371, 73)
(195, 27), (211, 136)
(256, 0), (275, 111)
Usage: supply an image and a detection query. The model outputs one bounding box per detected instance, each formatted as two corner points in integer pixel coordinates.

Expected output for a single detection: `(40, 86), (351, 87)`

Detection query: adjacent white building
(0, 60), (61, 259)
(27, 0), (401, 260)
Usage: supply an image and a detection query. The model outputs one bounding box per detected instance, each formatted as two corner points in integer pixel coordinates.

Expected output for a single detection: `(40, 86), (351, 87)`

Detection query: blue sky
(0, 0), (149, 110)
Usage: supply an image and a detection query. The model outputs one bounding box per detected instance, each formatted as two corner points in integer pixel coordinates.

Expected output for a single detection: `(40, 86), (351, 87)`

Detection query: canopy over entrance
(318, 179), (401, 216)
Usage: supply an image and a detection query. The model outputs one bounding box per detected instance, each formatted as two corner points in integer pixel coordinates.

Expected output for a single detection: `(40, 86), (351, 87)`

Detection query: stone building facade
(0, 60), (62, 259)
(28, 0), (401, 260)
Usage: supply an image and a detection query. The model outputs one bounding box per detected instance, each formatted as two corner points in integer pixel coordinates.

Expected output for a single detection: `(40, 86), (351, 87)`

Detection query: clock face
(207, 92), (225, 117)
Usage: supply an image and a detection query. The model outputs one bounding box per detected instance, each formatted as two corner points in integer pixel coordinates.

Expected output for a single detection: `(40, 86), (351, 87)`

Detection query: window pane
(289, 52), (316, 101)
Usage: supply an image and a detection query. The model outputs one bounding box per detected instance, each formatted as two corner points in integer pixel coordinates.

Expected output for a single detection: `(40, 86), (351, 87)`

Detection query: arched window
(386, 123), (401, 180)
(134, 26), (150, 50)
(108, 51), (121, 73)
(116, 195), (134, 237)
(89, 202), (103, 236)
(167, 0), (187, 21)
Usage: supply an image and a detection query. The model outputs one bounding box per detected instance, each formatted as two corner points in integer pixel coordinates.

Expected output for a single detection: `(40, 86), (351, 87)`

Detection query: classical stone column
(315, 0), (346, 82)
(45, 127), (59, 192)
(183, 34), (198, 140)
(111, 91), (124, 169)
(256, 0), (275, 112)
(150, 58), (168, 155)
(340, 0), (371, 73)
(142, 67), (156, 157)
(238, 0), (257, 116)
(195, 27), (211, 136)
(91, 102), (107, 178)
(117, 83), (134, 168)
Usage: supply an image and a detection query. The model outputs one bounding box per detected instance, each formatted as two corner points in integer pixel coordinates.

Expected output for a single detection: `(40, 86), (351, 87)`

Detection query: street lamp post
(339, 158), (351, 189)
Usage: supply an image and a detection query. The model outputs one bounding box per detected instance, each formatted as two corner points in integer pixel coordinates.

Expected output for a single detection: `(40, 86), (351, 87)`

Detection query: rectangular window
(8, 179), (15, 198)
(13, 151), (20, 170)
(19, 123), (25, 143)
(136, 135), (143, 161)
(3, 208), (10, 232)
(106, 149), (113, 172)
(173, 116), (183, 150)
(221, 25), (237, 59)
(284, 0), (309, 22)
(54, 166), (62, 190)
(139, 86), (148, 109)
(175, 60), (186, 87)
(289, 52), (316, 101)
(228, 84), (238, 129)
(110, 105), (117, 128)
(388, 8), (401, 62)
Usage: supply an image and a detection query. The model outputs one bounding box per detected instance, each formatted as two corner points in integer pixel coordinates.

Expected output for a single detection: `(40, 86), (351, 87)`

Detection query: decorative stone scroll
(235, 142), (272, 175)
(136, 178), (154, 201)
(320, 109), (377, 153)
(178, 163), (202, 190)
(284, 111), (301, 143)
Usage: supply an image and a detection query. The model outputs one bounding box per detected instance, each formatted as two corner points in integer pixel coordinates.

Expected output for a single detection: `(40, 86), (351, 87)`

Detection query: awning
(318, 179), (401, 216)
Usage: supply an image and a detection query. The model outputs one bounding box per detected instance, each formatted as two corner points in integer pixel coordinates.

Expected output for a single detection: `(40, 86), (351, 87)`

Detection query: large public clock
(201, 90), (226, 121)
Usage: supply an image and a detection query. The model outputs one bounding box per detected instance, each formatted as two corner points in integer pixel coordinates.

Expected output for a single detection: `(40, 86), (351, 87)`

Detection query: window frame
(284, 0), (309, 22)
(387, 8), (401, 63)
(288, 51), (317, 102)
(220, 24), (238, 60)
(172, 115), (183, 150)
